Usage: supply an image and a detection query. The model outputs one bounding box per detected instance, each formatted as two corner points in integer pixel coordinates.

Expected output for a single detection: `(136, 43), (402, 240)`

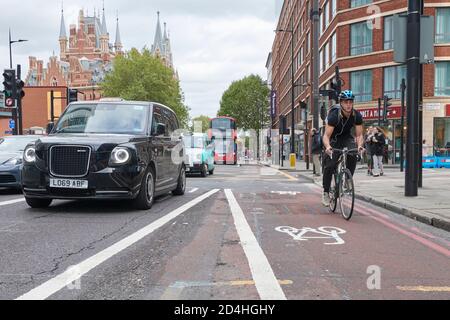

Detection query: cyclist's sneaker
(322, 193), (331, 207)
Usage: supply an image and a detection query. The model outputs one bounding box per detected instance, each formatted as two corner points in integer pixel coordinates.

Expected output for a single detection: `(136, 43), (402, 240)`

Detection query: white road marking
(0, 198), (26, 207)
(16, 189), (220, 300)
(224, 189), (286, 300)
(271, 191), (302, 196)
(275, 226), (347, 245)
(189, 188), (199, 193)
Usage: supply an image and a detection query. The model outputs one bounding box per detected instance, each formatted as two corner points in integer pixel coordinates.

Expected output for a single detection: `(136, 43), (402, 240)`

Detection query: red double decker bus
(209, 117), (237, 165)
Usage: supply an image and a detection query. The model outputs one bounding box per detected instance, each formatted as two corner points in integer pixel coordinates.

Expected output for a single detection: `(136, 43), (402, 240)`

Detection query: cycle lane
(230, 186), (450, 300)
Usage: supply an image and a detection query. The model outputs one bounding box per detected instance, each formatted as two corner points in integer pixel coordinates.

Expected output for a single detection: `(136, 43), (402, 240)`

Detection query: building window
(436, 8), (450, 44)
(384, 65), (406, 99)
(434, 118), (450, 151)
(319, 12), (323, 35)
(350, 21), (372, 55)
(350, 0), (372, 8)
(306, 32), (310, 54)
(324, 43), (330, 69)
(384, 16), (394, 50)
(319, 49), (324, 73)
(435, 62), (450, 96)
(331, 33), (337, 63)
(324, 1), (330, 29)
(331, 0), (337, 19)
(350, 70), (372, 102)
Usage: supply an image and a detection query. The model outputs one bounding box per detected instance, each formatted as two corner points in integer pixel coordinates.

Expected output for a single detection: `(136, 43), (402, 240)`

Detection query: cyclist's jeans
(323, 140), (358, 193)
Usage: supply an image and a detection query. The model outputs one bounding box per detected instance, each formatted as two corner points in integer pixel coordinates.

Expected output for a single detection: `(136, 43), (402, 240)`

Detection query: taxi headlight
(110, 147), (131, 165)
(24, 147), (36, 163)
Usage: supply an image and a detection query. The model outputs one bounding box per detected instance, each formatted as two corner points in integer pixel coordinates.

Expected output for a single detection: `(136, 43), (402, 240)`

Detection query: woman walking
(371, 127), (386, 177)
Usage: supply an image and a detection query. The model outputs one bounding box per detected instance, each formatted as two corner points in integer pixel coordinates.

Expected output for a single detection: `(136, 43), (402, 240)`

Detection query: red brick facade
(271, 0), (450, 156)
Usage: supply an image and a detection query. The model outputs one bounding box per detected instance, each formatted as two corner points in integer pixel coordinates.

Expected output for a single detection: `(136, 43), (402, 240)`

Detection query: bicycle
(328, 147), (360, 221)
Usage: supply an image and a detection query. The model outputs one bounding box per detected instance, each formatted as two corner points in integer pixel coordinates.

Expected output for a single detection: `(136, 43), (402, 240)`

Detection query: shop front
(357, 106), (403, 164)
(434, 104), (450, 157)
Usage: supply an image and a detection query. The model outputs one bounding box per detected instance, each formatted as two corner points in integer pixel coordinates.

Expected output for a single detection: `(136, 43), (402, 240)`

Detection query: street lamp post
(9, 29), (28, 68)
(275, 16), (296, 168)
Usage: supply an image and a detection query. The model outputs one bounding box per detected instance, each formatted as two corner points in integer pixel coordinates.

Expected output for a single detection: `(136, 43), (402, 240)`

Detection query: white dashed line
(16, 189), (220, 300)
(224, 189), (286, 300)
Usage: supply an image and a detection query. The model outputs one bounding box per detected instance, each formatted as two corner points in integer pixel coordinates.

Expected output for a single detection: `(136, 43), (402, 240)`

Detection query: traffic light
(68, 88), (78, 103)
(279, 115), (289, 135)
(383, 95), (393, 122)
(3, 69), (16, 107)
(15, 79), (25, 99)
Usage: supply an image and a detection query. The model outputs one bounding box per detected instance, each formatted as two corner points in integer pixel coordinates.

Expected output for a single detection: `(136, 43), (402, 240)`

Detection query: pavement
(264, 160), (450, 232)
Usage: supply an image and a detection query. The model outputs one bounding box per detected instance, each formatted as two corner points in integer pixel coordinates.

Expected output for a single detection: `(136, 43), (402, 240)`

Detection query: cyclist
(322, 90), (365, 207)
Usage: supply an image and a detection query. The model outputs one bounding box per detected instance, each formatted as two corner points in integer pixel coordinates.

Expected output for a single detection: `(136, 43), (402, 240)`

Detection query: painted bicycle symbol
(275, 226), (347, 245)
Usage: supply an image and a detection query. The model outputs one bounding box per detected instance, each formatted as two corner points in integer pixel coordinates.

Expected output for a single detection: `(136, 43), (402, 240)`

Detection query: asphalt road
(0, 164), (449, 300)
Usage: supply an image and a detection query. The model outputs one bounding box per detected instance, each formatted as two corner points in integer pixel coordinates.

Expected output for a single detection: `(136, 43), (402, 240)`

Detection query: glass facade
(384, 65), (407, 99)
(384, 16), (394, 50)
(435, 62), (450, 96)
(351, 70), (372, 102)
(351, 0), (372, 8)
(436, 8), (450, 44)
(434, 118), (450, 155)
(351, 21), (372, 55)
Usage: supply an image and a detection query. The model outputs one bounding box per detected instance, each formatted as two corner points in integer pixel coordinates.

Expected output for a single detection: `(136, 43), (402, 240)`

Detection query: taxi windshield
(54, 104), (148, 135)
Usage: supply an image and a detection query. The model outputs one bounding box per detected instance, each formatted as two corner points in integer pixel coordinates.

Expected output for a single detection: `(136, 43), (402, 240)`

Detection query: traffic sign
(4, 130), (13, 135)
(9, 119), (15, 129)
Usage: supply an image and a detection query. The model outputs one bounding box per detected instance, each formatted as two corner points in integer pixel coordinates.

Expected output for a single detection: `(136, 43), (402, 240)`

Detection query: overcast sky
(0, 0), (282, 118)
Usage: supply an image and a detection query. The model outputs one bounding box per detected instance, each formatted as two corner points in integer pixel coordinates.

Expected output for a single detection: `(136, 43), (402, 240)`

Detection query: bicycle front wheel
(339, 169), (355, 220)
(329, 173), (338, 213)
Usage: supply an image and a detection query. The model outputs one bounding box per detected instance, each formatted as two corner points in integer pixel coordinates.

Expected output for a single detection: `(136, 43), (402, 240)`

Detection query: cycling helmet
(339, 90), (355, 101)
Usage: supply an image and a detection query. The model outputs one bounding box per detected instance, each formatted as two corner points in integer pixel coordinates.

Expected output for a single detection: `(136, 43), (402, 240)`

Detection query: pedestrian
(422, 139), (432, 157)
(311, 128), (322, 176)
(364, 126), (375, 176)
(371, 127), (386, 177)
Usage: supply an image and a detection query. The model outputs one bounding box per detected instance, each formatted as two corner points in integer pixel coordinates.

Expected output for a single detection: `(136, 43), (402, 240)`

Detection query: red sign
(357, 106), (403, 120)
(446, 104), (450, 117)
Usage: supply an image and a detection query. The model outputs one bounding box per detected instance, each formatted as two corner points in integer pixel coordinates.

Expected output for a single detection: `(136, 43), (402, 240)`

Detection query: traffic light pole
(405, 0), (421, 197)
(418, 0), (424, 189)
(400, 79), (406, 172)
(17, 64), (23, 135)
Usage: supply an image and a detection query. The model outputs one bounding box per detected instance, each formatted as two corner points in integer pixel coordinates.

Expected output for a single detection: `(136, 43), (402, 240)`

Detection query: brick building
(270, 0), (450, 163)
(25, 7), (122, 91)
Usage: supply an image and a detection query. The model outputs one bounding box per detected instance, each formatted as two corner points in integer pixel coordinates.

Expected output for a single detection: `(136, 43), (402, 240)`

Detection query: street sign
(9, 119), (15, 129)
(4, 131), (13, 135)
(394, 14), (435, 64)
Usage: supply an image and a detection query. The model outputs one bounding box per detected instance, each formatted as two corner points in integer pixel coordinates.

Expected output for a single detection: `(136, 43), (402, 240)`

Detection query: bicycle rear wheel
(329, 173), (338, 213)
(339, 169), (355, 220)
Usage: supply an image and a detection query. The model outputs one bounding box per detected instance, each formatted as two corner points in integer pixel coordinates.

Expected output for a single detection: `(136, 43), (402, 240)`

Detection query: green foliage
(218, 74), (270, 131)
(190, 115), (211, 133)
(101, 48), (190, 127)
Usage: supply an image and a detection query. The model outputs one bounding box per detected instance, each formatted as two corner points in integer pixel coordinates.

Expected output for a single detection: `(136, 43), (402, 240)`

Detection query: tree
(101, 48), (190, 127)
(190, 115), (211, 133)
(218, 74), (270, 159)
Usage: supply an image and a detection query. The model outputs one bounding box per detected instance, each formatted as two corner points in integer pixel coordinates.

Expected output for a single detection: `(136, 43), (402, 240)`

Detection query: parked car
(183, 133), (215, 177)
(0, 135), (43, 190)
(21, 100), (186, 210)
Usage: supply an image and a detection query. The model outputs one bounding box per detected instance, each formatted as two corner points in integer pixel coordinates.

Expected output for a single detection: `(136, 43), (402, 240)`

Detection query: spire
(163, 22), (168, 41)
(101, 3), (108, 35)
(152, 11), (163, 54)
(59, 7), (67, 39)
(115, 14), (122, 51)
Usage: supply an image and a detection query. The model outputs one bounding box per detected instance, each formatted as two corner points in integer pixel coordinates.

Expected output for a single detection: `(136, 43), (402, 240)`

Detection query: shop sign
(425, 103), (441, 111)
(357, 106), (402, 120)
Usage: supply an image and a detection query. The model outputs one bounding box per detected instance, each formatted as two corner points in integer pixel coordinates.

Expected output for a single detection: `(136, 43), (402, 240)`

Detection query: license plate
(426, 160), (431, 163)
(50, 179), (88, 189)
